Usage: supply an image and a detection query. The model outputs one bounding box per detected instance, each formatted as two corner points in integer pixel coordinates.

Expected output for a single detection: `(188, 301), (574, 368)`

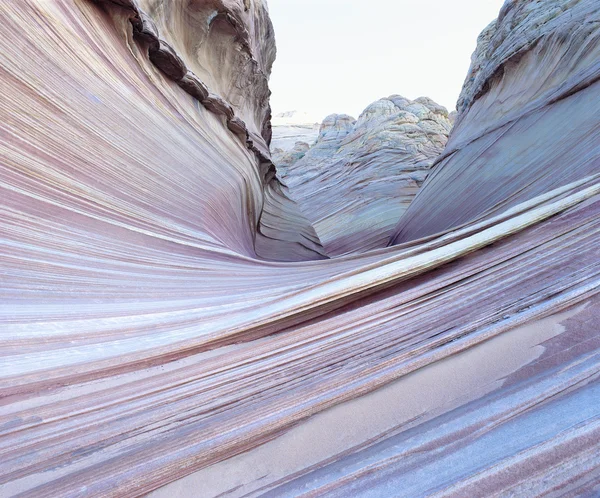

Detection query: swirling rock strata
(392, 0), (600, 243)
(280, 97), (452, 256)
(134, 0), (275, 145)
(1, 0), (599, 497)
(86, 0), (325, 261)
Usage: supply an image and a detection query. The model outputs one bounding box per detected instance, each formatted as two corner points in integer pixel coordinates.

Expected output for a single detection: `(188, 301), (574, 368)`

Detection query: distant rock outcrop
(278, 96), (452, 256)
(270, 110), (321, 170)
(271, 141), (311, 171)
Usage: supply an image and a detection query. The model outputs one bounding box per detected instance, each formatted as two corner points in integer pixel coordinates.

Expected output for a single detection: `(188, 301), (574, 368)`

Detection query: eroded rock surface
(279, 97), (452, 256)
(392, 0), (600, 243)
(271, 140), (311, 171)
(1, 1), (599, 497)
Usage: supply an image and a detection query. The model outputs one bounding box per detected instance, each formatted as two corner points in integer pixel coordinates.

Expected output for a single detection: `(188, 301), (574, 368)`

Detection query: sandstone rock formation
(280, 97), (452, 256)
(270, 110), (321, 172)
(392, 0), (600, 243)
(271, 140), (311, 171)
(1, 0), (599, 497)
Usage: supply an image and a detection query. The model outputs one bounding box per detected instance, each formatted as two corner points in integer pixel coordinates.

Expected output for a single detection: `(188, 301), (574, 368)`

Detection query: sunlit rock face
(281, 97), (452, 256)
(135, 0), (275, 147)
(1, 0), (600, 497)
(92, 0), (326, 262)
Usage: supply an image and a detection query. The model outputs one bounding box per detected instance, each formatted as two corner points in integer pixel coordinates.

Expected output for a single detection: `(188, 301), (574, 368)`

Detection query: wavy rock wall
(83, 0), (326, 261)
(1, 0), (600, 497)
(392, 0), (600, 243)
(135, 0), (275, 147)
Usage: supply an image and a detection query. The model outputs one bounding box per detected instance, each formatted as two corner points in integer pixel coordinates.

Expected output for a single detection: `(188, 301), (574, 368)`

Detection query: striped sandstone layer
(1, 0), (599, 496)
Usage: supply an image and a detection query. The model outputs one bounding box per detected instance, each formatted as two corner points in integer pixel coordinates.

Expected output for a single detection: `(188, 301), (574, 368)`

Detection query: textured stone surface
(1, 1), (599, 497)
(110, 0), (325, 260)
(392, 0), (600, 243)
(271, 140), (311, 171)
(136, 0), (275, 144)
(280, 97), (452, 256)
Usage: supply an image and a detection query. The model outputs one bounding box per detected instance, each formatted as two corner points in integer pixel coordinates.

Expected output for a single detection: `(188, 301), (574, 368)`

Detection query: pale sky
(267, 0), (505, 121)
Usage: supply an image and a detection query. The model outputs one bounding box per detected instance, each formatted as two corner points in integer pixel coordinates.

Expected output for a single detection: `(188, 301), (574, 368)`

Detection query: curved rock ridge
(94, 0), (272, 159)
(280, 97), (452, 256)
(392, 0), (600, 243)
(255, 175), (328, 261)
(1, 0), (600, 497)
(86, 0), (327, 260)
(135, 0), (276, 145)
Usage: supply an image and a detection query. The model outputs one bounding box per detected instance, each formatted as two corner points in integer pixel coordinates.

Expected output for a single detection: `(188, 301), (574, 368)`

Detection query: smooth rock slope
(392, 0), (600, 243)
(1, 0), (599, 497)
